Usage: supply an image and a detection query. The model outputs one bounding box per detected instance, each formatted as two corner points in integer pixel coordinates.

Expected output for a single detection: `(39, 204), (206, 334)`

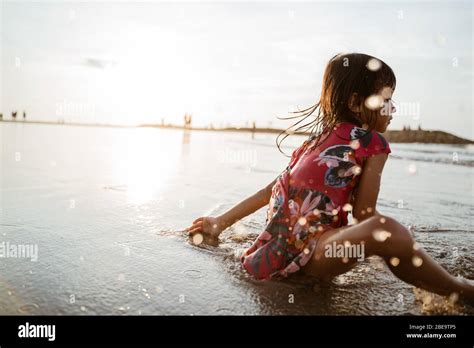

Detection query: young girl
(186, 53), (474, 301)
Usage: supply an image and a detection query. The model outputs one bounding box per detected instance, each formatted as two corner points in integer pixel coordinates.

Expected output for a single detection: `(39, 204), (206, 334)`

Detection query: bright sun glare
(112, 129), (179, 205)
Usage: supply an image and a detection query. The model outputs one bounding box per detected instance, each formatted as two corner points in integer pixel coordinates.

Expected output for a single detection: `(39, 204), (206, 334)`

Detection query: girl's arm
(352, 154), (388, 222)
(217, 178), (276, 230)
(187, 178), (277, 238)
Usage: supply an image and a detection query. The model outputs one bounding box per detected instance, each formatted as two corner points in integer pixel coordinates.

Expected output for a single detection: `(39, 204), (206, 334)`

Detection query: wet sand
(0, 122), (472, 315)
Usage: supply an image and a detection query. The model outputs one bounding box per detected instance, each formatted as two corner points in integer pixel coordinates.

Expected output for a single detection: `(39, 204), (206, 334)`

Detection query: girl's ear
(348, 93), (362, 113)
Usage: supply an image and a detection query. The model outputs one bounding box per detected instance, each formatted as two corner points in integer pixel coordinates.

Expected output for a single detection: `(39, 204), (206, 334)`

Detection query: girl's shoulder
(287, 138), (312, 167)
(287, 122), (391, 168)
(334, 122), (391, 159)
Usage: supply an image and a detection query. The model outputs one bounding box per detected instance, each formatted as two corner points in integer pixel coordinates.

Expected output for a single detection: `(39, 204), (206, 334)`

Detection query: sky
(1, 0), (473, 139)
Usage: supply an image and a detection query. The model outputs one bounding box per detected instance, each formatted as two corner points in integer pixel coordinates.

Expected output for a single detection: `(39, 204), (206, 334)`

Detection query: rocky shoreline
(1, 119), (472, 144)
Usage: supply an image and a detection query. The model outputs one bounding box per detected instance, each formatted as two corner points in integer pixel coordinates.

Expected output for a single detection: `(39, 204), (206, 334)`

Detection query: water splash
(413, 288), (463, 315)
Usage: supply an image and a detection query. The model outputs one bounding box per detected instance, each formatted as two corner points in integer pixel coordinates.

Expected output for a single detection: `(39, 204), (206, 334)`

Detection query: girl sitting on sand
(187, 52), (474, 301)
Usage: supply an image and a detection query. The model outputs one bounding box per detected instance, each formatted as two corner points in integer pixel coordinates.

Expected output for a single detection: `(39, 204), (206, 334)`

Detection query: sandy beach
(1, 122), (472, 315)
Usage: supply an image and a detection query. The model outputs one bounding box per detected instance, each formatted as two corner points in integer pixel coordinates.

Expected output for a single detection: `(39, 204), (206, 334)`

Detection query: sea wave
(389, 154), (473, 167)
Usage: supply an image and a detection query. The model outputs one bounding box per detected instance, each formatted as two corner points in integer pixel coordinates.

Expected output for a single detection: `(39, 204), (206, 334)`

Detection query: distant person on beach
(184, 113), (192, 128)
(187, 53), (474, 301)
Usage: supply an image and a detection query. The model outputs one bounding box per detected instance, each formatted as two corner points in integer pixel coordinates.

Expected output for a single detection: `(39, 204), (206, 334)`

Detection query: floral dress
(240, 122), (392, 280)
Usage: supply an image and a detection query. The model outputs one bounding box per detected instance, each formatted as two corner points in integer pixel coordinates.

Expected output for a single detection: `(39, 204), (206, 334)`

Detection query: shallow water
(0, 122), (473, 315)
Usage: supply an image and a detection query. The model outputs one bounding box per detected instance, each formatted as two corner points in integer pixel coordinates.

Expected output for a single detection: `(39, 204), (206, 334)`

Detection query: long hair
(276, 52), (396, 156)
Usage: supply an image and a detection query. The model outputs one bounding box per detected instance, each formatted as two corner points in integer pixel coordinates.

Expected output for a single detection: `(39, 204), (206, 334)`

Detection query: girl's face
(359, 86), (396, 133)
(373, 87), (395, 133)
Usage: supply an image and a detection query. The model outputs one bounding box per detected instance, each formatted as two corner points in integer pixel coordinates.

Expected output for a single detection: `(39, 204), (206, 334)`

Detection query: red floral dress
(240, 122), (392, 279)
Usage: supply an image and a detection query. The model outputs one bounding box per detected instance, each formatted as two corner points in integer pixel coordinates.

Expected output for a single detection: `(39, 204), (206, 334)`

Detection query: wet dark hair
(276, 52), (396, 156)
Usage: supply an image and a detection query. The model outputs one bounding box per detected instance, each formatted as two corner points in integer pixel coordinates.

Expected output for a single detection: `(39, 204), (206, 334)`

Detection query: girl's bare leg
(302, 215), (474, 300)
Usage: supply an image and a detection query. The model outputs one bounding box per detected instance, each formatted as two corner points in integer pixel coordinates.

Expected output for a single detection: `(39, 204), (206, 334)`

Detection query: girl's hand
(186, 216), (225, 246)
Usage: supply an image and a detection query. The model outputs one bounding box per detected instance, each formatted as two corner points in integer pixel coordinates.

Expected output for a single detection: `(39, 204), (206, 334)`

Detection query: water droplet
(298, 217), (307, 225)
(192, 233), (203, 245)
(408, 163), (417, 175)
(379, 217), (386, 224)
(365, 95), (384, 110)
(372, 229), (392, 242)
(366, 58), (382, 71)
(80, 306), (87, 311)
(350, 140), (360, 150)
(412, 255), (423, 267)
(342, 203), (352, 212)
(389, 257), (400, 267)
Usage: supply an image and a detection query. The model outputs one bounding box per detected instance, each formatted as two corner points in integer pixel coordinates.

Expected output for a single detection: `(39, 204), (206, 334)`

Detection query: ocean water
(0, 122), (472, 315)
